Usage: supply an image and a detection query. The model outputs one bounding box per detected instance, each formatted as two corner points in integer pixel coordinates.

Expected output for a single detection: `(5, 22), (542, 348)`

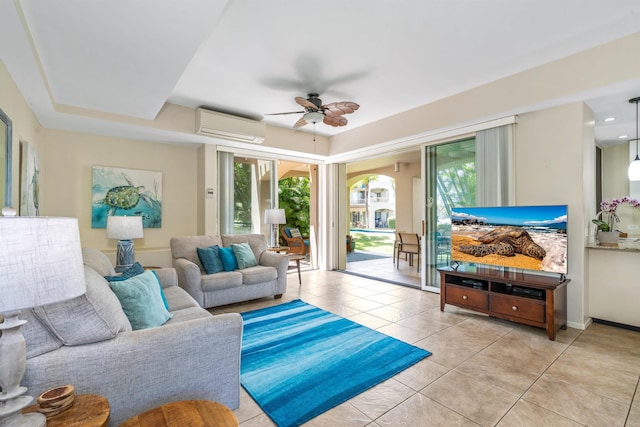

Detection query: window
(219, 152), (276, 235)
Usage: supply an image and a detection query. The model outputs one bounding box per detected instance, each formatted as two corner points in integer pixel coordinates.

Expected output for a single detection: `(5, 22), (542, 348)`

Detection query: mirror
(0, 108), (12, 208)
(601, 142), (640, 236)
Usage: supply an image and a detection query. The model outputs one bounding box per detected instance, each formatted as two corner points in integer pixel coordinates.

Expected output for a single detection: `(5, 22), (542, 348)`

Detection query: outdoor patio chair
(396, 232), (421, 272)
(281, 226), (310, 255)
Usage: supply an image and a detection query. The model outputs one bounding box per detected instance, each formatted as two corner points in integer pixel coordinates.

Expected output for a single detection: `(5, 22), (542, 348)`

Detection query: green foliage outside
(350, 232), (394, 255)
(234, 162), (253, 233)
(437, 158), (476, 216)
(278, 177), (310, 238)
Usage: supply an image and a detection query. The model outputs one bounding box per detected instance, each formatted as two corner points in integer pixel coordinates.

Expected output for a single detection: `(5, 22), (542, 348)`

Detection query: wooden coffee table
(22, 394), (110, 427)
(120, 400), (237, 427)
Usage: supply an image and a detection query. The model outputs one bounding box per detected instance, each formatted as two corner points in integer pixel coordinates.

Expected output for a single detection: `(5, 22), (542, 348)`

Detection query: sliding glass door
(423, 138), (476, 290)
(422, 125), (513, 290)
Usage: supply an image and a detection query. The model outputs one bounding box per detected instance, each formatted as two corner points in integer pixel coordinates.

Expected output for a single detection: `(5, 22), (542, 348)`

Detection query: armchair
(281, 226), (310, 255)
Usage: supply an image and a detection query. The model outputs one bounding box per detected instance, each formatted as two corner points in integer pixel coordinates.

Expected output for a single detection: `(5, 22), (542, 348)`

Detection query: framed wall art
(92, 165), (162, 228)
(0, 107), (12, 208)
(20, 141), (40, 216)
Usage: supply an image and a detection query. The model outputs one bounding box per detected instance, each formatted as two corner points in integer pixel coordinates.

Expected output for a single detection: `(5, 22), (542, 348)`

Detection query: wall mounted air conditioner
(196, 108), (266, 144)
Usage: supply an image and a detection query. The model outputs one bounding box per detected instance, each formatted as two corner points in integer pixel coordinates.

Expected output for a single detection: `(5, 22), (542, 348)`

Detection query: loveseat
(21, 248), (243, 426)
(170, 234), (288, 309)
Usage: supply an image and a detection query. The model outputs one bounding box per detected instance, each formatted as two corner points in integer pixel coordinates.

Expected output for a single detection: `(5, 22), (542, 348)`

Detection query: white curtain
(218, 151), (235, 235)
(475, 124), (514, 206)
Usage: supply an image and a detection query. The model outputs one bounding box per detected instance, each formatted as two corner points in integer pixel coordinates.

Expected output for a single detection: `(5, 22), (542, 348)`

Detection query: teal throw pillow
(231, 242), (258, 269)
(197, 245), (224, 274)
(150, 270), (170, 310)
(109, 270), (172, 330)
(104, 262), (144, 282)
(218, 246), (238, 271)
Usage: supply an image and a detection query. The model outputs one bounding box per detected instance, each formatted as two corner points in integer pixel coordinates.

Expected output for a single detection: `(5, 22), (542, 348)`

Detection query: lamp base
(0, 312), (46, 427)
(115, 239), (135, 273)
(270, 224), (278, 248)
(0, 411), (46, 427)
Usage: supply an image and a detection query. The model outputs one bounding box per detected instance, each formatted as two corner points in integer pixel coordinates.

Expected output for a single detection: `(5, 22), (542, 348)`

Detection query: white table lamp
(264, 209), (286, 247)
(106, 215), (143, 272)
(0, 208), (87, 427)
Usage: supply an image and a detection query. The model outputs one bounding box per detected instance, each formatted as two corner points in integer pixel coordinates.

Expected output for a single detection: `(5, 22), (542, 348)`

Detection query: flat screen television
(450, 205), (567, 275)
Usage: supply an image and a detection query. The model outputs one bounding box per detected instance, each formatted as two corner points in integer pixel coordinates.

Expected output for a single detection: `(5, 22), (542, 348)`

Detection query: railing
(370, 196), (389, 203)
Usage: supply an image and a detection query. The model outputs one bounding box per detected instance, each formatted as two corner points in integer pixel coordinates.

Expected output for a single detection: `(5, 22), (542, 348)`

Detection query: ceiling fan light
(303, 112), (324, 124)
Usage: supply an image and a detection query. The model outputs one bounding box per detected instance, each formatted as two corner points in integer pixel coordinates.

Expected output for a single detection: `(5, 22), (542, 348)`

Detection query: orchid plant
(592, 197), (640, 232)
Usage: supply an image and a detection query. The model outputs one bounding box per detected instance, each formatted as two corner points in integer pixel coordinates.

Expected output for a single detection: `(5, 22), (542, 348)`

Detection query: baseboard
(567, 318), (592, 331)
(592, 317), (640, 333)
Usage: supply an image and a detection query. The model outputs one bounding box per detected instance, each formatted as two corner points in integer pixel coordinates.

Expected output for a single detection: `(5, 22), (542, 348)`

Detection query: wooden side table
(22, 394), (110, 427)
(267, 246), (289, 253)
(288, 254), (305, 285)
(120, 400), (238, 427)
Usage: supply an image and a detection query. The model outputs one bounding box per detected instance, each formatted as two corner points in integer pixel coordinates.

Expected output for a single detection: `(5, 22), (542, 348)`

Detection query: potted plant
(592, 197), (640, 245)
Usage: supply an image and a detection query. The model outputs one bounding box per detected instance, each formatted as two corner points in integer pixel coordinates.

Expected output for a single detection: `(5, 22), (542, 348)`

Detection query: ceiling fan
(267, 93), (360, 129)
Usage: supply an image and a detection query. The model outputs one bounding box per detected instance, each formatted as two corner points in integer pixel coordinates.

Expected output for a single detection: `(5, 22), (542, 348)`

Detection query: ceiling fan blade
(293, 117), (308, 128)
(324, 115), (347, 127)
(295, 97), (319, 111)
(323, 101), (360, 116)
(265, 110), (305, 116)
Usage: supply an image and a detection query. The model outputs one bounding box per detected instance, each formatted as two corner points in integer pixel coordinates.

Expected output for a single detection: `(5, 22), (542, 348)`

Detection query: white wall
(515, 103), (593, 328)
(41, 129), (199, 267)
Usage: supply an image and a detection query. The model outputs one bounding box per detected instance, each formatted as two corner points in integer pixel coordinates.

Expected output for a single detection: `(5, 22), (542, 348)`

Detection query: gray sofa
(170, 234), (289, 309)
(21, 248), (243, 426)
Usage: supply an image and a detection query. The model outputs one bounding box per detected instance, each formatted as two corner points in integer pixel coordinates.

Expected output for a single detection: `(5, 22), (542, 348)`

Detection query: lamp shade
(106, 215), (144, 239)
(303, 111), (324, 124)
(0, 216), (86, 312)
(264, 208), (286, 225)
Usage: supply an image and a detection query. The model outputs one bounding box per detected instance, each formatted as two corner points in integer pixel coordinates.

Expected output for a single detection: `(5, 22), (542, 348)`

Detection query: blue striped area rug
(240, 299), (431, 427)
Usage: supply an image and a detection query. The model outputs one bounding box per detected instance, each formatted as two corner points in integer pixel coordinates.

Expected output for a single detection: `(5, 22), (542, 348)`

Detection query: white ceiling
(1, 0), (640, 149)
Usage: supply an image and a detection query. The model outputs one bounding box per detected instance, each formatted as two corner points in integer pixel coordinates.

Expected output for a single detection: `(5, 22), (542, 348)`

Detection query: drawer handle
(511, 306), (518, 311)
(462, 295), (468, 300)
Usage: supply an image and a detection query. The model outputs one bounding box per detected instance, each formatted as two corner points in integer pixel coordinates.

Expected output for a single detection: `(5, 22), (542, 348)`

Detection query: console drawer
(490, 293), (545, 323)
(446, 285), (488, 311)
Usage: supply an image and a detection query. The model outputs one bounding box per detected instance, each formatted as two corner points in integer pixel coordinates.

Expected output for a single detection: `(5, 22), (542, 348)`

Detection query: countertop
(585, 238), (640, 252)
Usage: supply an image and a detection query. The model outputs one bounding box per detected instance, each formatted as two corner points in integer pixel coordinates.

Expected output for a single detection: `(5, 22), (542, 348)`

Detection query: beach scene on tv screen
(450, 205), (567, 274)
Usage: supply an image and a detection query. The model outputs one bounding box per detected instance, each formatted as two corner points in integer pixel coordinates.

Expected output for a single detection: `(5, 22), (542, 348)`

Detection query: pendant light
(627, 97), (640, 181)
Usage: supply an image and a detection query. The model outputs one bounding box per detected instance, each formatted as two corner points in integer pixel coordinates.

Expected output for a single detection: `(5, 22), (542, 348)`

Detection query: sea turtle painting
(92, 167), (162, 228)
(101, 173), (158, 215)
(457, 225), (547, 260)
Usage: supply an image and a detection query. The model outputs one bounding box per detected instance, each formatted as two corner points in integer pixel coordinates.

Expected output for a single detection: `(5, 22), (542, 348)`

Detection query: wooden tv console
(439, 266), (568, 340)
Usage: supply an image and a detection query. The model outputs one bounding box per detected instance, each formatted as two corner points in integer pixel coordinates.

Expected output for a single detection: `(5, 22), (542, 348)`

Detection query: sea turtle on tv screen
(101, 173), (157, 214)
(457, 225), (547, 260)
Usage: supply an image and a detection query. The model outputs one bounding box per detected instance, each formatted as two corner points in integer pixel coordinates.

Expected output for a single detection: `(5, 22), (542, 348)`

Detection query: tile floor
(211, 269), (640, 427)
(346, 253), (421, 288)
